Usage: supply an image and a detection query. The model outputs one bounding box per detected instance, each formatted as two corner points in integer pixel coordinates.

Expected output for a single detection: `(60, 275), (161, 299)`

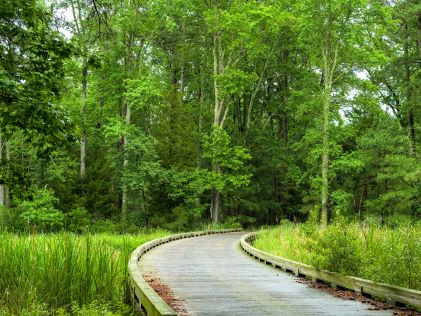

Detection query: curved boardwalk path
(138, 232), (392, 316)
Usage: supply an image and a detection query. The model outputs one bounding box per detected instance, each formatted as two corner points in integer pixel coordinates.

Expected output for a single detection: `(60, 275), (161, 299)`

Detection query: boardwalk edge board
(128, 228), (242, 316)
(240, 231), (421, 312)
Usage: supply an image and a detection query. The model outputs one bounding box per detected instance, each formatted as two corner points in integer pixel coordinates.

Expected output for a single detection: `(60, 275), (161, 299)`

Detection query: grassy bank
(253, 220), (421, 291)
(0, 230), (169, 315)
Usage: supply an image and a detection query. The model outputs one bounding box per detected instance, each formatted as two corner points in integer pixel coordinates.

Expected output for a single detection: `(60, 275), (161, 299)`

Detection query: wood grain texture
(128, 229), (241, 316)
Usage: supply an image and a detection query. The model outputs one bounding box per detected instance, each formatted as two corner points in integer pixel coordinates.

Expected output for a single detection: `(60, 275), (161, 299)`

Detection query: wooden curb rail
(240, 232), (421, 312)
(128, 228), (242, 316)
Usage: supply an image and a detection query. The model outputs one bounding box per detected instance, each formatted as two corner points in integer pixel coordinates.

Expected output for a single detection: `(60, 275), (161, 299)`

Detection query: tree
(203, 126), (251, 223)
(0, 0), (72, 207)
(300, 0), (375, 225)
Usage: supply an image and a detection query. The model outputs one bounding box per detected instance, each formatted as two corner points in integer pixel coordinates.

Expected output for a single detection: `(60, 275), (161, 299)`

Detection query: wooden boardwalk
(138, 232), (392, 316)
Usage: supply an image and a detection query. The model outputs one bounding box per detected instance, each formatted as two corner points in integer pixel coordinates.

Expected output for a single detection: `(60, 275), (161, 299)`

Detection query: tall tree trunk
(121, 24), (135, 218)
(121, 104), (131, 218)
(80, 63), (88, 181)
(210, 190), (220, 224)
(179, 23), (186, 103)
(197, 67), (204, 169)
(71, 0), (88, 184)
(404, 23), (416, 155)
(320, 10), (337, 226)
(4, 140), (10, 207)
(321, 87), (331, 225)
(210, 164), (221, 225)
(408, 110), (416, 155)
(210, 32), (226, 224)
(0, 135), (4, 206)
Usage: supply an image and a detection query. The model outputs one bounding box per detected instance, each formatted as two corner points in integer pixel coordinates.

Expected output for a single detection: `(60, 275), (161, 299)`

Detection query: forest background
(0, 0), (420, 232)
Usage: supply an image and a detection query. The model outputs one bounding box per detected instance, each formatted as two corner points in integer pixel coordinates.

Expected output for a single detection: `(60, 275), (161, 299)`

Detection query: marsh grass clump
(254, 221), (421, 291)
(0, 230), (168, 315)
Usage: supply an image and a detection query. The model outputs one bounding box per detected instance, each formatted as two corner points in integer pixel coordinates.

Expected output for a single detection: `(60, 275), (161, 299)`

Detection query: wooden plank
(139, 233), (391, 316)
(127, 229), (241, 316)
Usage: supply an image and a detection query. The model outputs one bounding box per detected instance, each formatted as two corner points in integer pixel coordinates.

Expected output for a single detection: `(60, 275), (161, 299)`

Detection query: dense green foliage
(0, 0), (419, 228)
(0, 0), (420, 312)
(0, 230), (169, 315)
(254, 221), (421, 290)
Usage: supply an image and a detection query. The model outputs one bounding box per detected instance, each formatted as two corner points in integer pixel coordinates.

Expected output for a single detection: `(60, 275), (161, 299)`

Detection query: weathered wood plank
(128, 229), (241, 316)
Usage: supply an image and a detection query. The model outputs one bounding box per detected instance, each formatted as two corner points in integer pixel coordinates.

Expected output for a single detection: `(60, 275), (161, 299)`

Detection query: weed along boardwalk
(138, 232), (392, 316)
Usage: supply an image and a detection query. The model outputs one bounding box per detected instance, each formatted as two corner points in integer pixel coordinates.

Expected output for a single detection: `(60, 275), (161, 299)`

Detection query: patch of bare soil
(143, 273), (189, 316)
(296, 278), (421, 316)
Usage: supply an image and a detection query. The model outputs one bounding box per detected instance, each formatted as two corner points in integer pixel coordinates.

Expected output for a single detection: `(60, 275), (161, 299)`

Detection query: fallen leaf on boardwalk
(143, 272), (189, 315)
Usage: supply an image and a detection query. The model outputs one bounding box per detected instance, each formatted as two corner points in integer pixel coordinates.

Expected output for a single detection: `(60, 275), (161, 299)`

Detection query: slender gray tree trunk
(80, 63), (88, 180)
(320, 12), (337, 226)
(4, 141), (10, 207)
(210, 182), (220, 225)
(404, 23), (416, 155)
(121, 104), (131, 218)
(197, 67), (204, 169)
(321, 88), (331, 225)
(210, 33), (226, 224)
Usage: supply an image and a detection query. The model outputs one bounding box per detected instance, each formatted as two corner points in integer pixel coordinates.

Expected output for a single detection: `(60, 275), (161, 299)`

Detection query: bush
(254, 220), (421, 291)
(304, 219), (363, 275)
(65, 207), (91, 233)
(18, 188), (65, 232)
(360, 223), (421, 289)
(90, 219), (117, 233)
(222, 216), (245, 229)
(0, 205), (19, 230)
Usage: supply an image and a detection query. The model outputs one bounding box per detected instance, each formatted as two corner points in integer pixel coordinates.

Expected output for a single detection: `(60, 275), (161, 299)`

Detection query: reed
(0, 230), (169, 315)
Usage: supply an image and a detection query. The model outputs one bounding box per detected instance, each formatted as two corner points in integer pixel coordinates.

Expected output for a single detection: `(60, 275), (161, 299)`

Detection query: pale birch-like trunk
(71, 0), (88, 184)
(4, 141), (10, 207)
(80, 63), (88, 179)
(197, 67), (204, 169)
(210, 186), (220, 225)
(321, 85), (331, 225)
(121, 104), (131, 217)
(209, 33), (227, 224)
(403, 23), (416, 156)
(179, 25), (185, 102)
(121, 22), (136, 218)
(320, 12), (338, 225)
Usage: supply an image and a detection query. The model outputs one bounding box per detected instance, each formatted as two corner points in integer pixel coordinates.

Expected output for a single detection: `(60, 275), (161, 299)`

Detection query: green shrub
(18, 188), (65, 232)
(253, 220), (421, 291)
(90, 219), (117, 233)
(303, 219), (363, 275)
(360, 223), (421, 289)
(222, 216), (243, 229)
(65, 207), (91, 233)
(0, 206), (19, 230)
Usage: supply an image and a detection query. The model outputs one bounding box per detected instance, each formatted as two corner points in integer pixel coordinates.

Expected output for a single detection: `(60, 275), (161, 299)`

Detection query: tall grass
(0, 230), (169, 315)
(253, 224), (310, 263)
(254, 221), (421, 291)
